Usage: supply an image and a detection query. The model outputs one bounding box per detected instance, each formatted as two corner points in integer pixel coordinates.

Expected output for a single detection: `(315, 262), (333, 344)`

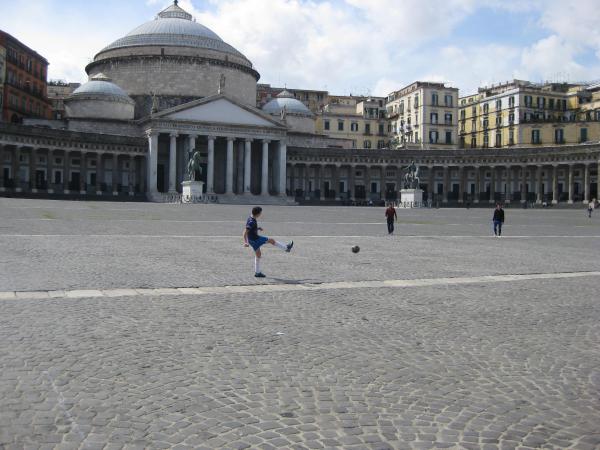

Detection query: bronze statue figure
(402, 161), (420, 189)
(187, 150), (203, 181)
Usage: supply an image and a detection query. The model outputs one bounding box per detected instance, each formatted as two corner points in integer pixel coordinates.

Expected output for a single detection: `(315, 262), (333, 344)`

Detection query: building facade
(459, 80), (600, 149)
(257, 84), (328, 113)
(316, 96), (387, 150)
(386, 82), (459, 149)
(47, 81), (81, 120)
(0, 30), (52, 123)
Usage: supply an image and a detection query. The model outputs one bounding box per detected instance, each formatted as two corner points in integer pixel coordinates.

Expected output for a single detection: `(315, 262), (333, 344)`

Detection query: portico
(141, 95), (288, 202)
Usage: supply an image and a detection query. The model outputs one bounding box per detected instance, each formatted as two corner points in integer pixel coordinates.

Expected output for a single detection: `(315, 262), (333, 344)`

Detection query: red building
(0, 30), (52, 123)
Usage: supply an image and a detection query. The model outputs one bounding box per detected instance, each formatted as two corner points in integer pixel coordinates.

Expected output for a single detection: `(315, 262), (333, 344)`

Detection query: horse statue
(402, 161), (420, 189)
(187, 150), (203, 182)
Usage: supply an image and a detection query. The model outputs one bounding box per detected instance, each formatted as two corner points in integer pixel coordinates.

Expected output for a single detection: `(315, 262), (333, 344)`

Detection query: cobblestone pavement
(1, 198), (600, 449)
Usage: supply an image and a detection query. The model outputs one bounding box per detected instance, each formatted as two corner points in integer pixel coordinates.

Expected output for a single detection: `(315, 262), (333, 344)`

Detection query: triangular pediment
(155, 95), (285, 129)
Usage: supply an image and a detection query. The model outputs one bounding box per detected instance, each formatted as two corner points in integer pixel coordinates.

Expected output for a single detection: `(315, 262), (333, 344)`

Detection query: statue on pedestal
(402, 161), (420, 189)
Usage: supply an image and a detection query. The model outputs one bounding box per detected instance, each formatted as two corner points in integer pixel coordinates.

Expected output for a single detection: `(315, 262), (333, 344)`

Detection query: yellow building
(257, 84), (328, 114)
(386, 81), (459, 149)
(459, 80), (600, 149)
(315, 95), (387, 149)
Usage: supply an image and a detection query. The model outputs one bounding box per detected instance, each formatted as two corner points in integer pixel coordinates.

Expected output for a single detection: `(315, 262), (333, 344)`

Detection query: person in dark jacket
(385, 203), (398, 235)
(493, 204), (505, 237)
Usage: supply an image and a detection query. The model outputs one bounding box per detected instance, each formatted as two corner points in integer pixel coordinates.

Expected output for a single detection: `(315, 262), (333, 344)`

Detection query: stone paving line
(1, 270), (599, 301)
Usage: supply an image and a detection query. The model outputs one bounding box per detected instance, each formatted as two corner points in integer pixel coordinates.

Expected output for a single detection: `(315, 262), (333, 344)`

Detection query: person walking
(243, 206), (293, 278)
(588, 199), (595, 218)
(385, 203), (398, 235)
(493, 203), (505, 238)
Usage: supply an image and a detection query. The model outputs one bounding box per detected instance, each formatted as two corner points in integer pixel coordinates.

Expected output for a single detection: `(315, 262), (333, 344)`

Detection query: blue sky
(1, 0), (599, 96)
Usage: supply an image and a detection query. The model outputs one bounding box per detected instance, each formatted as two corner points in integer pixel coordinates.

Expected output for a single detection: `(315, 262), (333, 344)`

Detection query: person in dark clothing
(493, 204), (505, 238)
(385, 203), (398, 235)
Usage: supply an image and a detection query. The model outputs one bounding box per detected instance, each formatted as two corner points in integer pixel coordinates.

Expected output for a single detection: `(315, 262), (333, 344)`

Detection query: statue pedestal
(181, 181), (205, 203)
(399, 189), (424, 208)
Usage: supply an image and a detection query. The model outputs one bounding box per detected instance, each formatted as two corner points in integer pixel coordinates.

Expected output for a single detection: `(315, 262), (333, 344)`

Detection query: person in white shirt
(588, 199), (596, 218)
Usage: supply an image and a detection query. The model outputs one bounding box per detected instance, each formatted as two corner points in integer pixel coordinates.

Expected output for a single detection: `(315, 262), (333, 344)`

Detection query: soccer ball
(351, 245), (360, 254)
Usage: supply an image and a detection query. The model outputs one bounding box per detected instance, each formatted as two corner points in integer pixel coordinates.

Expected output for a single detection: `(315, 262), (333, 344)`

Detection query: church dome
(263, 90), (314, 116)
(70, 74), (132, 101)
(98, 1), (250, 65)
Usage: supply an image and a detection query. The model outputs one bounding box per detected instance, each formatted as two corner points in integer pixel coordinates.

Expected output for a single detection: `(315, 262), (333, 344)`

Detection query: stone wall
(87, 56), (258, 107)
(284, 115), (316, 134)
(65, 98), (134, 121)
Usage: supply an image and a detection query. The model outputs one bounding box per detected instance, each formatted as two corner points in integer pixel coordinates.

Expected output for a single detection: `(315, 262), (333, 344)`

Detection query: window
(483, 118), (489, 129)
(378, 124), (384, 135)
(338, 121), (344, 131)
(429, 130), (439, 143)
(561, 99), (567, 111)
(531, 129), (541, 144)
(460, 110), (465, 120)
(581, 128), (588, 143)
(445, 131), (452, 145)
(509, 96), (515, 107)
(444, 94), (453, 107)
(414, 95), (419, 108)
(471, 119), (477, 131)
(430, 112), (438, 124)
(483, 133), (489, 148)
(495, 99), (502, 110)
(472, 106), (477, 116)
(414, 132), (419, 143)
(509, 113), (515, 124)
(495, 132), (501, 147)
(363, 140), (372, 149)
(431, 93), (438, 106)
(351, 122), (359, 132)
(524, 95), (533, 107)
(399, 101), (404, 114)
(509, 130), (515, 146)
(364, 123), (371, 134)
(378, 140), (386, 149)
(324, 120), (330, 131)
(549, 98), (555, 110)
(444, 113), (453, 125)
(496, 116), (502, 127)
(537, 97), (546, 109)
(555, 128), (564, 144)
(471, 137), (477, 148)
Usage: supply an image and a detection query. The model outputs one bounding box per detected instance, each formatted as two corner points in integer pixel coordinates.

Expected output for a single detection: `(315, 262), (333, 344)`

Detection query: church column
(79, 152), (86, 194)
(333, 164), (341, 200)
(169, 132), (178, 193)
(261, 139), (270, 196)
(236, 140), (244, 193)
(96, 154), (103, 195)
(552, 164), (559, 204)
(505, 165), (512, 203)
(63, 151), (70, 193)
(207, 136), (215, 194)
(47, 150), (54, 193)
(226, 137), (234, 194)
(427, 165), (434, 202)
(568, 163), (574, 204)
(489, 166), (496, 203)
(442, 166), (449, 203)
(521, 164), (527, 204)
(244, 139), (253, 194)
(474, 166), (481, 203)
(457, 166), (464, 203)
(583, 163), (590, 204)
(349, 165), (356, 201)
(30, 148), (37, 193)
(147, 131), (159, 194)
(536, 165), (543, 204)
(0, 145), (4, 191)
(140, 156), (147, 193)
(112, 154), (119, 195)
(129, 155), (135, 196)
(278, 140), (287, 196)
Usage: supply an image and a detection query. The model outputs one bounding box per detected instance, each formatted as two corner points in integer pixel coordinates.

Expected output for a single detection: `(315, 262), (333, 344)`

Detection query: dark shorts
(249, 236), (269, 251)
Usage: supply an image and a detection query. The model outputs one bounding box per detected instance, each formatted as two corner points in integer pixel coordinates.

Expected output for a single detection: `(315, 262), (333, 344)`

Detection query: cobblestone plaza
(1, 198), (600, 449)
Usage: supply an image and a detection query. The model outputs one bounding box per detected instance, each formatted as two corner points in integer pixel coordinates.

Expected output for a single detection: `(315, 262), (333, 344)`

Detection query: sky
(1, 0), (599, 97)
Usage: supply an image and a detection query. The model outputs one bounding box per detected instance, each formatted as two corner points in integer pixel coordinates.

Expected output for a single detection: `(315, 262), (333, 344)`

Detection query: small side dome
(263, 90), (314, 117)
(65, 74), (135, 120)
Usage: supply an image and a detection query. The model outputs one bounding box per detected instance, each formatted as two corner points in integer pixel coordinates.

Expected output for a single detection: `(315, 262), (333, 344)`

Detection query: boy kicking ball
(243, 206), (293, 278)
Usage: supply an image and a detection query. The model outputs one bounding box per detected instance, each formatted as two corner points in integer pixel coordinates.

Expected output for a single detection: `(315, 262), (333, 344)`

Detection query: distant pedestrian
(588, 199), (596, 218)
(243, 206), (293, 278)
(385, 203), (398, 235)
(493, 203), (505, 238)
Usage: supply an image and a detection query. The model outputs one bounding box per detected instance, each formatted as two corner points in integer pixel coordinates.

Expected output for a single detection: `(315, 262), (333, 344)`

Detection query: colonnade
(0, 144), (144, 195)
(287, 161), (600, 204)
(146, 130), (287, 197)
